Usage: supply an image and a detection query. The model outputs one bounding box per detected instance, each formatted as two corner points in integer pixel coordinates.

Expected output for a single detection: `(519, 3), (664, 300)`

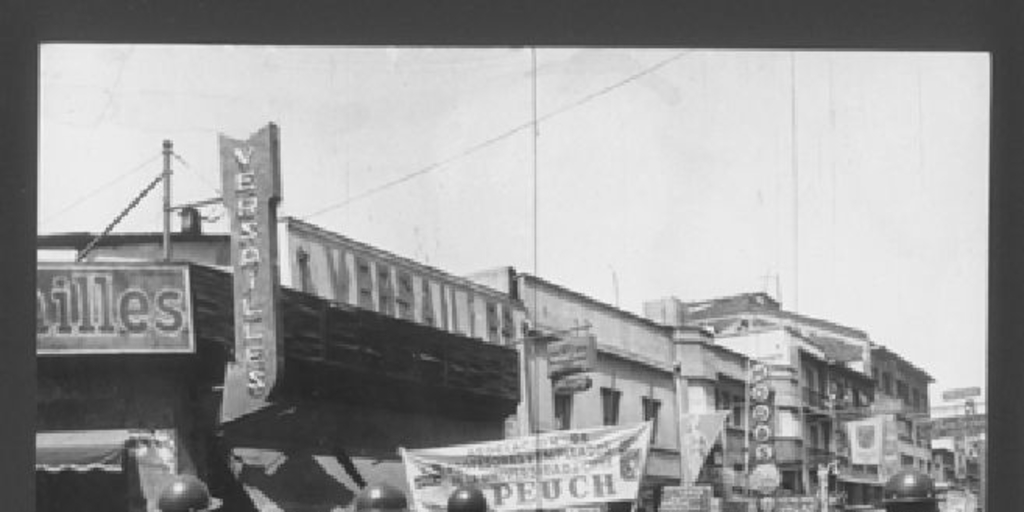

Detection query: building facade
(36, 224), (521, 512)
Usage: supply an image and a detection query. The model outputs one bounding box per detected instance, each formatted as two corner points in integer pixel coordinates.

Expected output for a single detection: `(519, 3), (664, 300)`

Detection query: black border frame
(3, 1), (1018, 510)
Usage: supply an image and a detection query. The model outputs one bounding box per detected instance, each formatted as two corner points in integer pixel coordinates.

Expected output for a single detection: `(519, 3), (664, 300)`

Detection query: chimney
(178, 207), (202, 235)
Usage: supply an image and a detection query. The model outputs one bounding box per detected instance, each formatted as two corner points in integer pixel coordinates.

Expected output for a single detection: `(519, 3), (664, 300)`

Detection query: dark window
(882, 373), (893, 395)
(642, 397), (661, 442)
(896, 380), (909, 401)
(554, 394), (573, 430)
(395, 270), (415, 321)
(601, 387), (622, 426)
(296, 247), (314, 293)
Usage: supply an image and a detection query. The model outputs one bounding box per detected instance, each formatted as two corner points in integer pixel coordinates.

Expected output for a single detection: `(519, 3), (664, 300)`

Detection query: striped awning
(36, 430), (132, 472)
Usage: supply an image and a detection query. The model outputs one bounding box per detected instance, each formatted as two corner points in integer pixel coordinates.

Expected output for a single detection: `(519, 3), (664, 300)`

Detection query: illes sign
(401, 423), (652, 512)
(36, 263), (193, 354)
(219, 123), (284, 424)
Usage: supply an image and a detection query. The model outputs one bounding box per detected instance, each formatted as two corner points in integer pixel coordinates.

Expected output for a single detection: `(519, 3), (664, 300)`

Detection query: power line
(301, 50), (693, 220)
(76, 172), (165, 261)
(40, 152), (162, 229)
(172, 151), (222, 196)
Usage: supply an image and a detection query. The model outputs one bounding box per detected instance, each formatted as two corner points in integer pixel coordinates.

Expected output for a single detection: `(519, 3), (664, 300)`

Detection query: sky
(37, 45), (989, 407)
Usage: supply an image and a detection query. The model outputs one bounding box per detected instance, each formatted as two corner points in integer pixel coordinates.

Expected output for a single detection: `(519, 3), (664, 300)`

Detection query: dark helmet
(157, 474), (222, 512)
(883, 469), (938, 504)
(355, 483), (409, 512)
(447, 485), (488, 512)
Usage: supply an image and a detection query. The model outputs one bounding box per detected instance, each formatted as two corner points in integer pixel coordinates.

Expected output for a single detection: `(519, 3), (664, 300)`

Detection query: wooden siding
(188, 264), (520, 419)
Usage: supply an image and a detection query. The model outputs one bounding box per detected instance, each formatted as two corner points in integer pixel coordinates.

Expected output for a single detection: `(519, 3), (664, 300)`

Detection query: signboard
(281, 218), (526, 345)
(553, 374), (594, 395)
(400, 422), (652, 512)
(36, 263), (193, 354)
(660, 485), (712, 512)
(548, 335), (598, 378)
(773, 496), (819, 512)
(942, 387), (981, 401)
(749, 464), (781, 494)
(924, 415), (986, 438)
(219, 123), (284, 424)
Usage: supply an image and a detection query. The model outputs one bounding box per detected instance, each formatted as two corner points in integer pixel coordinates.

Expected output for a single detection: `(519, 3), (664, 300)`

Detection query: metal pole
(162, 140), (173, 261)
(674, 360), (690, 486)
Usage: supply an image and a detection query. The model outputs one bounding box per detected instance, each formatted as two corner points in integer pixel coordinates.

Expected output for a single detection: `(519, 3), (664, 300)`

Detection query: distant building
(469, 268), (688, 512)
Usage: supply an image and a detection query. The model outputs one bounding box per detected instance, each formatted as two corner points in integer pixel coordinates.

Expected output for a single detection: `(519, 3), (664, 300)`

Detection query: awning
(837, 473), (884, 486)
(36, 429), (132, 472)
(230, 447), (409, 512)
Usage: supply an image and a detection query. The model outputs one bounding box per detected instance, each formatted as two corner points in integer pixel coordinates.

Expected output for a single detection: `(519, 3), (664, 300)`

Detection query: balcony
(802, 387), (832, 416)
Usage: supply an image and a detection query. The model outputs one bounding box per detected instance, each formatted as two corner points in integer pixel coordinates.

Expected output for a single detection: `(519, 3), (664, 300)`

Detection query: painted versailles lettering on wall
(401, 423), (652, 512)
(219, 123), (283, 424)
(36, 264), (193, 354)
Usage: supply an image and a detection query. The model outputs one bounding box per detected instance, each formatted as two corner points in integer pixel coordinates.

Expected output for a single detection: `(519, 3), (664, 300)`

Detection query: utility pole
(162, 140), (173, 261)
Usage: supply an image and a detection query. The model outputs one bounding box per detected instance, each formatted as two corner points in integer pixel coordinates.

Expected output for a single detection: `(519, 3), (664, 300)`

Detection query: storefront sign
(281, 218), (526, 345)
(553, 374), (594, 395)
(924, 415), (986, 438)
(660, 485), (712, 512)
(941, 387), (981, 401)
(401, 422), (652, 512)
(219, 123), (284, 423)
(773, 496), (819, 512)
(36, 263), (193, 354)
(547, 335), (598, 378)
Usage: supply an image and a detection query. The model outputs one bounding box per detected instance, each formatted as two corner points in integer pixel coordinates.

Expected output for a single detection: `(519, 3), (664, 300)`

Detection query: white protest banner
(680, 412), (729, 486)
(846, 416), (884, 465)
(400, 422), (653, 512)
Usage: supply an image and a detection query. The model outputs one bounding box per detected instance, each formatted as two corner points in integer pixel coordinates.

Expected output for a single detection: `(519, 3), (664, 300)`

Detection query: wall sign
(36, 263), (193, 354)
(748, 362), (777, 491)
(219, 123), (284, 424)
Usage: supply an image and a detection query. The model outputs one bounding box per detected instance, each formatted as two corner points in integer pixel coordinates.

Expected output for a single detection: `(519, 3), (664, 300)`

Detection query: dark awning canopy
(36, 430), (131, 473)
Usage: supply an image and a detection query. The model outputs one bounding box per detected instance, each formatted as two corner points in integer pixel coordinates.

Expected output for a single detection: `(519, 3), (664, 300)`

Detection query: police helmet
(355, 483), (409, 512)
(447, 485), (488, 512)
(156, 474), (222, 512)
(883, 469), (938, 504)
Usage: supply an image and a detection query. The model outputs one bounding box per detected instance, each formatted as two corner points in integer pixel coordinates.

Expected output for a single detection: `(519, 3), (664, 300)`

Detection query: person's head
(157, 475), (222, 512)
(447, 485), (488, 512)
(355, 484), (409, 512)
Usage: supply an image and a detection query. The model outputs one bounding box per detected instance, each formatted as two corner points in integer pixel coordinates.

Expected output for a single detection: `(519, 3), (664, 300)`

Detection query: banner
(680, 412), (729, 486)
(846, 416), (883, 465)
(219, 123), (284, 424)
(660, 485), (712, 512)
(401, 423), (653, 512)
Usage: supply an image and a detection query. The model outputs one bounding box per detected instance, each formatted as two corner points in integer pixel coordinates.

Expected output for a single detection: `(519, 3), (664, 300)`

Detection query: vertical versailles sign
(219, 123), (284, 424)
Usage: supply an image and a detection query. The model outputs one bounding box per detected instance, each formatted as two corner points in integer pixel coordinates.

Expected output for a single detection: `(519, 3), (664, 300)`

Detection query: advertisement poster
(846, 416), (884, 465)
(401, 423), (652, 512)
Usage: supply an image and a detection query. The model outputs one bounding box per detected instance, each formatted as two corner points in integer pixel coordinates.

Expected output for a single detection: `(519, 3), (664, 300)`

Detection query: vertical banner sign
(845, 417), (883, 465)
(401, 423), (652, 512)
(219, 123), (284, 424)
(748, 362), (780, 495)
(679, 412), (729, 486)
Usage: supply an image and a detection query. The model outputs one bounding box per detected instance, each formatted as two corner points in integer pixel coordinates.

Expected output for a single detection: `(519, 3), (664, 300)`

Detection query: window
(882, 373), (893, 395)
(896, 380), (909, 402)
(642, 397), (661, 442)
(601, 387), (622, 426)
(554, 394), (573, 430)
(296, 247), (314, 293)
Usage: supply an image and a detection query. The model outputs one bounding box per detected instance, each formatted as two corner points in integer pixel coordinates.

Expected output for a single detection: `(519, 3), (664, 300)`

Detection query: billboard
(36, 263), (193, 354)
(401, 423), (652, 512)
